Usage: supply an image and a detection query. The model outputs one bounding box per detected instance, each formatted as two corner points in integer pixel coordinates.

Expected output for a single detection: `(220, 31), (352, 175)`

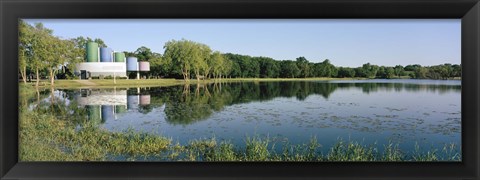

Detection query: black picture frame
(1, 0), (479, 179)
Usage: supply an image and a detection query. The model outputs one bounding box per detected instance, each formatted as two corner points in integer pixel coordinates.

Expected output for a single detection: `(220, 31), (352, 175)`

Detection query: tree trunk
(35, 67), (40, 87)
(36, 86), (40, 103)
(49, 69), (55, 86)
(50, 85), (55, 108)
(20, 67), (27, 84)
(194, 69), (200, 82)
(183, 72), (190, 82)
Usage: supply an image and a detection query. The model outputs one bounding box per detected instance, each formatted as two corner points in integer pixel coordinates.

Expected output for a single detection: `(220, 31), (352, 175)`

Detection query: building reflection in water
(76, 87), (151, 124)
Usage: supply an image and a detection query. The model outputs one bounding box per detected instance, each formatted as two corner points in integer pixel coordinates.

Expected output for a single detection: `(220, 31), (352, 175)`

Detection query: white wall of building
(75, 62), (127, 77)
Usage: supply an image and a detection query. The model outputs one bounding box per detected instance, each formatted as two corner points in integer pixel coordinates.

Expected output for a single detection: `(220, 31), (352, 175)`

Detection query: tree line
(19, 20), (461, 87)
(130, 40), (462, 81)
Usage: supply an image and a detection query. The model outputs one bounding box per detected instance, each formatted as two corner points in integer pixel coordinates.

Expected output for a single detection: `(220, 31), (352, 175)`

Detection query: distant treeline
(131, 40), (462, 80)
(19, 20), (461, 86)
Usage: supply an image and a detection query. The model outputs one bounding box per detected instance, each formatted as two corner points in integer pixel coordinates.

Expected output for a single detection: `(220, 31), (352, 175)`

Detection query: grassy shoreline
(22, 76), (462, 89)
(23, 77), (377, 89)
(19, 104), (461, 162)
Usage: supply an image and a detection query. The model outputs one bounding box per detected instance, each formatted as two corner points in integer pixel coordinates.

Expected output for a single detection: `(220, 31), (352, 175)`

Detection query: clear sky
(24, 19), (460, 67)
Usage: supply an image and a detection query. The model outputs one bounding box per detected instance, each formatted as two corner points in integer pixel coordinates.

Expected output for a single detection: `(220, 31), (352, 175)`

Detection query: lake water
(38, 79), (462, 158)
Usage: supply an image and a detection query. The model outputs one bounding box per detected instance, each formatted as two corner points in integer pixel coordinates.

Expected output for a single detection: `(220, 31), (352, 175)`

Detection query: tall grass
(19, 107), (461, 162)
(20, 110), (171, 161)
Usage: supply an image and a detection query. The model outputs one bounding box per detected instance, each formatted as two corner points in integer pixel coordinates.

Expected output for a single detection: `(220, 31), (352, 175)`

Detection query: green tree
(451, 64), (461, 77)
(404, 64), (421, 71)
(318, 59), (337, 77)
(193, 43), (212, 81)
(394, 65), (404, 78)
(361, 63), (379, 78)
(29, 23), (54, 86)
(296, 56), (311, 78)
(93, 38), (107, 47)
(163, 39), (192, 80)
(163, 39), (212, 81)
(414, 67), (429, 79)
(385, 67), (395, 79)
(337, 67), (356, 78)
(211, 51), (225, 80)
(377, 66), (386, 78)
(44, 35), (76, 85)
(221, 58), (233, 79)
(148, 53), (165, 78)
(259, 57), (280, 78)
(280, 60), (300, 78)
(134, 46), (154, 61)
(19, 20), (33, 84)
(225, 54), (260, 78)
(226, 57), (241, 78)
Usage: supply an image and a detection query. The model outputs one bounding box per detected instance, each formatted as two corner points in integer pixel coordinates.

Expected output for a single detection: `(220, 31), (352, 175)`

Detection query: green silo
(87, 105), (102, 124)
(86, 42), (99, 62)
(114, 52), (125, 62)
(115, 105), (127, 113)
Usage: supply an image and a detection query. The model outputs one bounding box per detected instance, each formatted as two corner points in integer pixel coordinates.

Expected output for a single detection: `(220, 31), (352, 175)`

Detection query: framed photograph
(1, 0), (479, 179)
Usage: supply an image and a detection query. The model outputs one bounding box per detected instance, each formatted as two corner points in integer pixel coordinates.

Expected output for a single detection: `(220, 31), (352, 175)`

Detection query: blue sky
(24, 19), (460, 67)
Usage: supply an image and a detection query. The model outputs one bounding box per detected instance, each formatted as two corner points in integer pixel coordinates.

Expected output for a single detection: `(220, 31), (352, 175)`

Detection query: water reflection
(36, 81), (461, 126)
(23, 80), (461, 157)
(70, 88), (154, 124)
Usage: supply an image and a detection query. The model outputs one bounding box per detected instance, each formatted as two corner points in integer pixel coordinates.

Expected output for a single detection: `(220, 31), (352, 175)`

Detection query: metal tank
(86, 42), (99, 62)
(114, 52), (125, 62)
(101, 105), (114, 123)
(87, 105), (101, 123)
(138, 61), (150, 71)
(115, 105), (127, 113)
(100, 47), (113, 62)
(126, 57), (138, 71)
(127, 95), (139, 109)
(139, 95), (151, 105)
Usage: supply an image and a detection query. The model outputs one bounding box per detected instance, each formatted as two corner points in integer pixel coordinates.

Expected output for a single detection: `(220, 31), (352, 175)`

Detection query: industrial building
(74, 42), (150, 79)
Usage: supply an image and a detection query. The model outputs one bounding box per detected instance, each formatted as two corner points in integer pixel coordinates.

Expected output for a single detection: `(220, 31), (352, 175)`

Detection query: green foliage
(326, 139), (377, 161)
(382, 143), (403, 161)
(134, 46), (154, 61)
(280, 60), (300, 78)
(244, 136), (270, 161)
(385, 67), (395, 79)
(394, 65), (404, 77)
(337, 67), (356, 78)
(296, 56), (311, 78)
(18, 20), (105, 86)
(163, 39), (212, 81)
(359, 63), (379, 78)
(211, 51), (226, 79)
(259, 57), (280, 78)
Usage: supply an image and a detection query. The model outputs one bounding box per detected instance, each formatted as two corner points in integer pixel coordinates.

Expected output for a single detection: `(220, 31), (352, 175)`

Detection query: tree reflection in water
(26, 81), (461, 126)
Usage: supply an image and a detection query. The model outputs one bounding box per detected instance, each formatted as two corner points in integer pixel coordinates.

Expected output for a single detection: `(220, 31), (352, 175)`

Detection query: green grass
(216, 77), (366, 82)
(20, 110), (171, 161)
(21, 77), (366, 89)
(20, 76), (461, 89)
(52, 79), (185, 88)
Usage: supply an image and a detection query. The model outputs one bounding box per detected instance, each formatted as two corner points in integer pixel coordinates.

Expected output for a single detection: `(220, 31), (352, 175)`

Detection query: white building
(74, 62), (127, 79)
